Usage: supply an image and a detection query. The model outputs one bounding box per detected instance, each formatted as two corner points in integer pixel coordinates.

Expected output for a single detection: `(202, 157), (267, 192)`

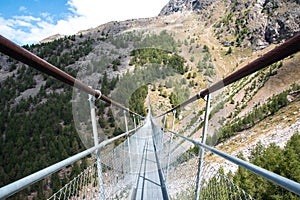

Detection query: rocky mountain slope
(160, 0), (300, 50)
(159, 0), (217, 16)
(0, 0), (299, 198)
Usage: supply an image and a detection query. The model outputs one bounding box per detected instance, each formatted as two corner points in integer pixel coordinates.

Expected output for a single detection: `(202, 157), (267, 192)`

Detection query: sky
(0, 0), (169, 45)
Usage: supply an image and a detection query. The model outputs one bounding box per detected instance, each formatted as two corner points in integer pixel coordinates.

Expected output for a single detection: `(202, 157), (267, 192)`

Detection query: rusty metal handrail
(0, 35), (144, 118)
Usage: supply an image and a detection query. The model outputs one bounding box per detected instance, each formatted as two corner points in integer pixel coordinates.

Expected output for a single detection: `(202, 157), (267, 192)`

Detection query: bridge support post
(171, 110), (176, 143)
(133, 114), (139, 152)
(133, 114), (137, 131)
(195, 93), (211, 200)
(124, 111), (132, 174)
(166, 110), (176, 182)
(88, 92), (106, 200)
(137, 116), (140, 126)
(161, 115), (167, 150)
(162, 115), (167, 151)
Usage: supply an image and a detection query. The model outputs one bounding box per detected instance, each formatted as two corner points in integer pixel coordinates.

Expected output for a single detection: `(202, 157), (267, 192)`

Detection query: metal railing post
(124, 110), (132, 174)
(148, 83), (151, 114)
(133, 114), (139, 153)
(162, 115), (167, 151)
(166, 110), (176, 183)
(133, 114), (137, 131)
(161, 115), (166, 151)
(124, 110), (129, 133)
(195, 93), (211, 200)
(88, 92), (106, 200)
(167, 127), (300, 197)
(172, 110), (176, 131)
(0, 128), (134, 199)
(171, 110), (176, 143)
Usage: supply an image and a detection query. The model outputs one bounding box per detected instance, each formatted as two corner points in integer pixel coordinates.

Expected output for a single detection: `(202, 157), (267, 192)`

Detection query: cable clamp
(95, 89), (102, 99)
(198, 89), (206, 101)
(198, 90), (202, 98)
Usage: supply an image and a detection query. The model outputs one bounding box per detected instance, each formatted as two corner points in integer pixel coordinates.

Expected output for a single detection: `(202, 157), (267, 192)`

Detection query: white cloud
(1, 0), (169, 45)
(19, 6), (27, 12)
(12, 20), (33, 27)
(13, 15), (41, 22)
(66, 0), (169, 26)
(0, 17), (37, 44)
(40, 12), (54, 23)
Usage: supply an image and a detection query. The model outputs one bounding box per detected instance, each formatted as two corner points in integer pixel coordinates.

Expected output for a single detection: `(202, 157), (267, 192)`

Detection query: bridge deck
(130, 116), (168, 200)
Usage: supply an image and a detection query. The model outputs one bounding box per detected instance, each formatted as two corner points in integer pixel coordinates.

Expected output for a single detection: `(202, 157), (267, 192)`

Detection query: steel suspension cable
(0, 35), (143, 118)
(0, 126), (141, 199)
(156, 33), (300, 118)
(165, 128), (300, 196)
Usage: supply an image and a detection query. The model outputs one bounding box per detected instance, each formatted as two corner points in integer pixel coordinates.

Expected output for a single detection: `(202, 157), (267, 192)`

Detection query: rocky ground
(166, 97), (300, 197)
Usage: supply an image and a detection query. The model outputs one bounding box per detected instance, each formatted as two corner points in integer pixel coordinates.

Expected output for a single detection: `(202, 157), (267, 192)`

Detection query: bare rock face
(159, 0), (191, 15)
(39, 34), (64, 44)
(264, 8), (300, 44)
(211, 0), (300, 50)
(159, 0), (217, 16)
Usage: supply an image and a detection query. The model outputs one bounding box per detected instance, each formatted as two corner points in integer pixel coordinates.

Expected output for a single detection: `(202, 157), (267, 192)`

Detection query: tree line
(0, 34), (95, 199)
(207, 85), (299, 145)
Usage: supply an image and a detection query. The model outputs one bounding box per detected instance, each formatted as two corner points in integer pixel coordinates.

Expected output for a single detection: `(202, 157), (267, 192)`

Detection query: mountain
(0, 0), (299, 199)
(160, 0), (300, 50)
(159, 0), (216, 15)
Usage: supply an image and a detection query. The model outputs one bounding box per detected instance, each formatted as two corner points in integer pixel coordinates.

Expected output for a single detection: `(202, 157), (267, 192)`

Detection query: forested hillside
(0, 28), (191, 199)
(233, 133), (300, 199)
(0, 35), (120, 199)
(0, 36), (85, 198)
(173, 132), (300, 199)
(0, 0), (299, 198)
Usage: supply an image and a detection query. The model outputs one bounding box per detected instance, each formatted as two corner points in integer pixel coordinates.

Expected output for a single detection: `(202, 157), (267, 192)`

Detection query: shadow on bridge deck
(130, 116), (169, 200)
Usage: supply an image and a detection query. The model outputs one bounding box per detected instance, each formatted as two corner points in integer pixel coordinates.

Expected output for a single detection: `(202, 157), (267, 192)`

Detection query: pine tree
(51, 173), (61, 193)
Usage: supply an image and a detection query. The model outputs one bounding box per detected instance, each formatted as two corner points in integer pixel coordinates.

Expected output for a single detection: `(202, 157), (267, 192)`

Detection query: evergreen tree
(51, 173), (61, 193)
(233, 133), (300, 199)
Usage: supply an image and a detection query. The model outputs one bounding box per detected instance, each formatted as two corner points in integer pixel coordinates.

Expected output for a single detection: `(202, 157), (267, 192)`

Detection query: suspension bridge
(0, 34), (300, 199)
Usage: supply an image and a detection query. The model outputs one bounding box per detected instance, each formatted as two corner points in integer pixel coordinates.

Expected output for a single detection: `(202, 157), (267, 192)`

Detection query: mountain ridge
(160, 0), (300, 49)
(0, 0), (299, 198)
(40, 0), (300, 50)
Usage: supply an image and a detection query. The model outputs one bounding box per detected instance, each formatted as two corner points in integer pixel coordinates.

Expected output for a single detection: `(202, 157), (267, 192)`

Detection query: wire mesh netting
(198, 162), (253, 200)
(49, 117), (253, 199)
(155, 131), (199, 198)
(48, 162), (99, 200)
